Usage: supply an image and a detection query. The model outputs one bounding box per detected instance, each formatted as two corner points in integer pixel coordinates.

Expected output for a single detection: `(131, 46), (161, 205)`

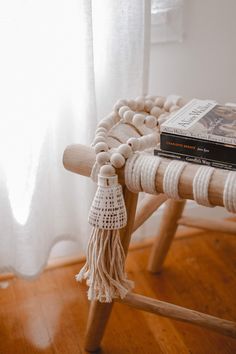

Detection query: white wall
(147, 0), (234, 229)
(149, 0), (236, 103)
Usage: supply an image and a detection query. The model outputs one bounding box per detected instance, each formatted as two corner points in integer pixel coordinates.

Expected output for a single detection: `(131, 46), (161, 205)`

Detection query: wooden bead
(145, 95), (156, 101)
(128, 99), (137, 111)
(113, 99), (128, 112)
(138, 139), (146, 151)
(100, 164), (116, 177)
(93, 136), (107, 145)
(135, 98), (145, 111)
(144, 100), (154, 112)
(132, 113), (145, 127)
(123, 110), (135, 123)
(150, 106), (162, 117)
(154, 97), (165, 107)
(95, 127), (107, 135)
(164, 100), (173, 112)
(96, 131), (107, 138)
(159, 113), (169, 119)
(111, 111), (120, 123)
(177, 98), (188, 107)
(136, 95), (144, 100)
(140, 133), (159, 148)
(145, 115), (157, 128)
(119, 105), (130, 118)
(117, 144), (133, 158)
(158, 113), (169, 125)
(110, 153), (125, 168)
(97, 120), (111, 130)
(104, 115), (117, 128)
(169, 104), (180, 113)
(94, 142), (108, 154)
(96, 151), (110, 165)
(127, 137), (140, 151)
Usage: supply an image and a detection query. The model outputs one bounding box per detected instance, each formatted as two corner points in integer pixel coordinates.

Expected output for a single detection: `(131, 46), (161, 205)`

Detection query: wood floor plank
(126, 234), (236, 354)
(0, 228), (235, 354)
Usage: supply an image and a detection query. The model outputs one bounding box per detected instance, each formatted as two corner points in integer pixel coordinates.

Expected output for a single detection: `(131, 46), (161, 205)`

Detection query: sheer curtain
(0, 0), (151, 278)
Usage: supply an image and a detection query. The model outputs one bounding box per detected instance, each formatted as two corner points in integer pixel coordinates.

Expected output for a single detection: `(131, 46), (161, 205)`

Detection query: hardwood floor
(0, 229), (236, 354)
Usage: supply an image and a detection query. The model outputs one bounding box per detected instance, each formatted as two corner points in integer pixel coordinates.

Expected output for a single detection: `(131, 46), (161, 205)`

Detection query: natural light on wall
(151, 0), (183, 43)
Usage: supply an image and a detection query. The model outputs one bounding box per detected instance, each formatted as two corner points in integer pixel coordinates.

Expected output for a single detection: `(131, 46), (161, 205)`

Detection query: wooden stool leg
(84, 188), (138, 352)
(148, 199), (186, 273)
(84, 301), (113, 352)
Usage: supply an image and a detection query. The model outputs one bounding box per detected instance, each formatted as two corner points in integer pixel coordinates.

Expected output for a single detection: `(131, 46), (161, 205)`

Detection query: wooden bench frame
(63, 143), (236, 352)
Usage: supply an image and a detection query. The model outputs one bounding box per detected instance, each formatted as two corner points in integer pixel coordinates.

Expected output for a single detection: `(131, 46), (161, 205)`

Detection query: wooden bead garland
(78, 95), (191, 303)
(81, 96), (236, 302)
(91, 94), (184, 173)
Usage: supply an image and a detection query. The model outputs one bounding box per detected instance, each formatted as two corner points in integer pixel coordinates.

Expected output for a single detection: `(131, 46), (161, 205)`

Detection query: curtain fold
(0, 0), (151, 278)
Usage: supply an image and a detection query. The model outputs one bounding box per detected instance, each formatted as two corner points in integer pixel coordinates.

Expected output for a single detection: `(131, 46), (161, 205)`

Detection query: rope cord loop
(124, 153), (161, 194)
(163, 160), (187, 200)
(193, 166), (215, 207)
(132, 154), (147, 193)
(223, 171), (236, 213)
(124, 153), (141, 193)
(140, 155), (161, 194)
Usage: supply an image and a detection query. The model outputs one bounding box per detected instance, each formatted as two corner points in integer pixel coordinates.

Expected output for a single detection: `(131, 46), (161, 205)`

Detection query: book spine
(154, 150), (236, 171)
(160, 126), (236, 145)
(160, 133), (236, 165)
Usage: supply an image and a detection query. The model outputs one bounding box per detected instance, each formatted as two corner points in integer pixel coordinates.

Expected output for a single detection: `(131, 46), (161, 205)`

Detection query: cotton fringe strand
(76, 228), (133, 302)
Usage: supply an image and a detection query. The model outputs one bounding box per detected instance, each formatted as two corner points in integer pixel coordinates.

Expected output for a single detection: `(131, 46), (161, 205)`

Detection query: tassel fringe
(76, 228), (134, 303)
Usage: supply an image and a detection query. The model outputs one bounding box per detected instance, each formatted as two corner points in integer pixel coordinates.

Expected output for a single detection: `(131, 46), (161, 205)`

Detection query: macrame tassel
(76, 167), (133, 303)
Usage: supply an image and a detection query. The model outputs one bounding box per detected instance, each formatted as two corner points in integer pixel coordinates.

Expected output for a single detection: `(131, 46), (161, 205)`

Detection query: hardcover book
(160, 99), (236, 146)
(154, 148), (236, 171)
(160, 133), (236, 164)
(159, 99), (236, 165)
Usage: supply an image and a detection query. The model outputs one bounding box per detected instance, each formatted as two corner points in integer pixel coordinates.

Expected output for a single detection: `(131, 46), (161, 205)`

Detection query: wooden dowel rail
(63, 144), (95, 177)
(133, 194), (167, 232)
(63, 143), (229, 207)
(116, 293), (236, 339)
(178, 216), (236, 235)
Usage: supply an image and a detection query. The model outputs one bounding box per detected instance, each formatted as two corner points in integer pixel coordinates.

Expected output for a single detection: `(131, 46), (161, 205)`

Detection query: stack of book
(154, 99), (236, 171)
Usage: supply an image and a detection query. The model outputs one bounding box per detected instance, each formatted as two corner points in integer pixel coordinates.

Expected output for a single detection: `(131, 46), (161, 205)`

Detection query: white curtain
(0, 0), (150, 278)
